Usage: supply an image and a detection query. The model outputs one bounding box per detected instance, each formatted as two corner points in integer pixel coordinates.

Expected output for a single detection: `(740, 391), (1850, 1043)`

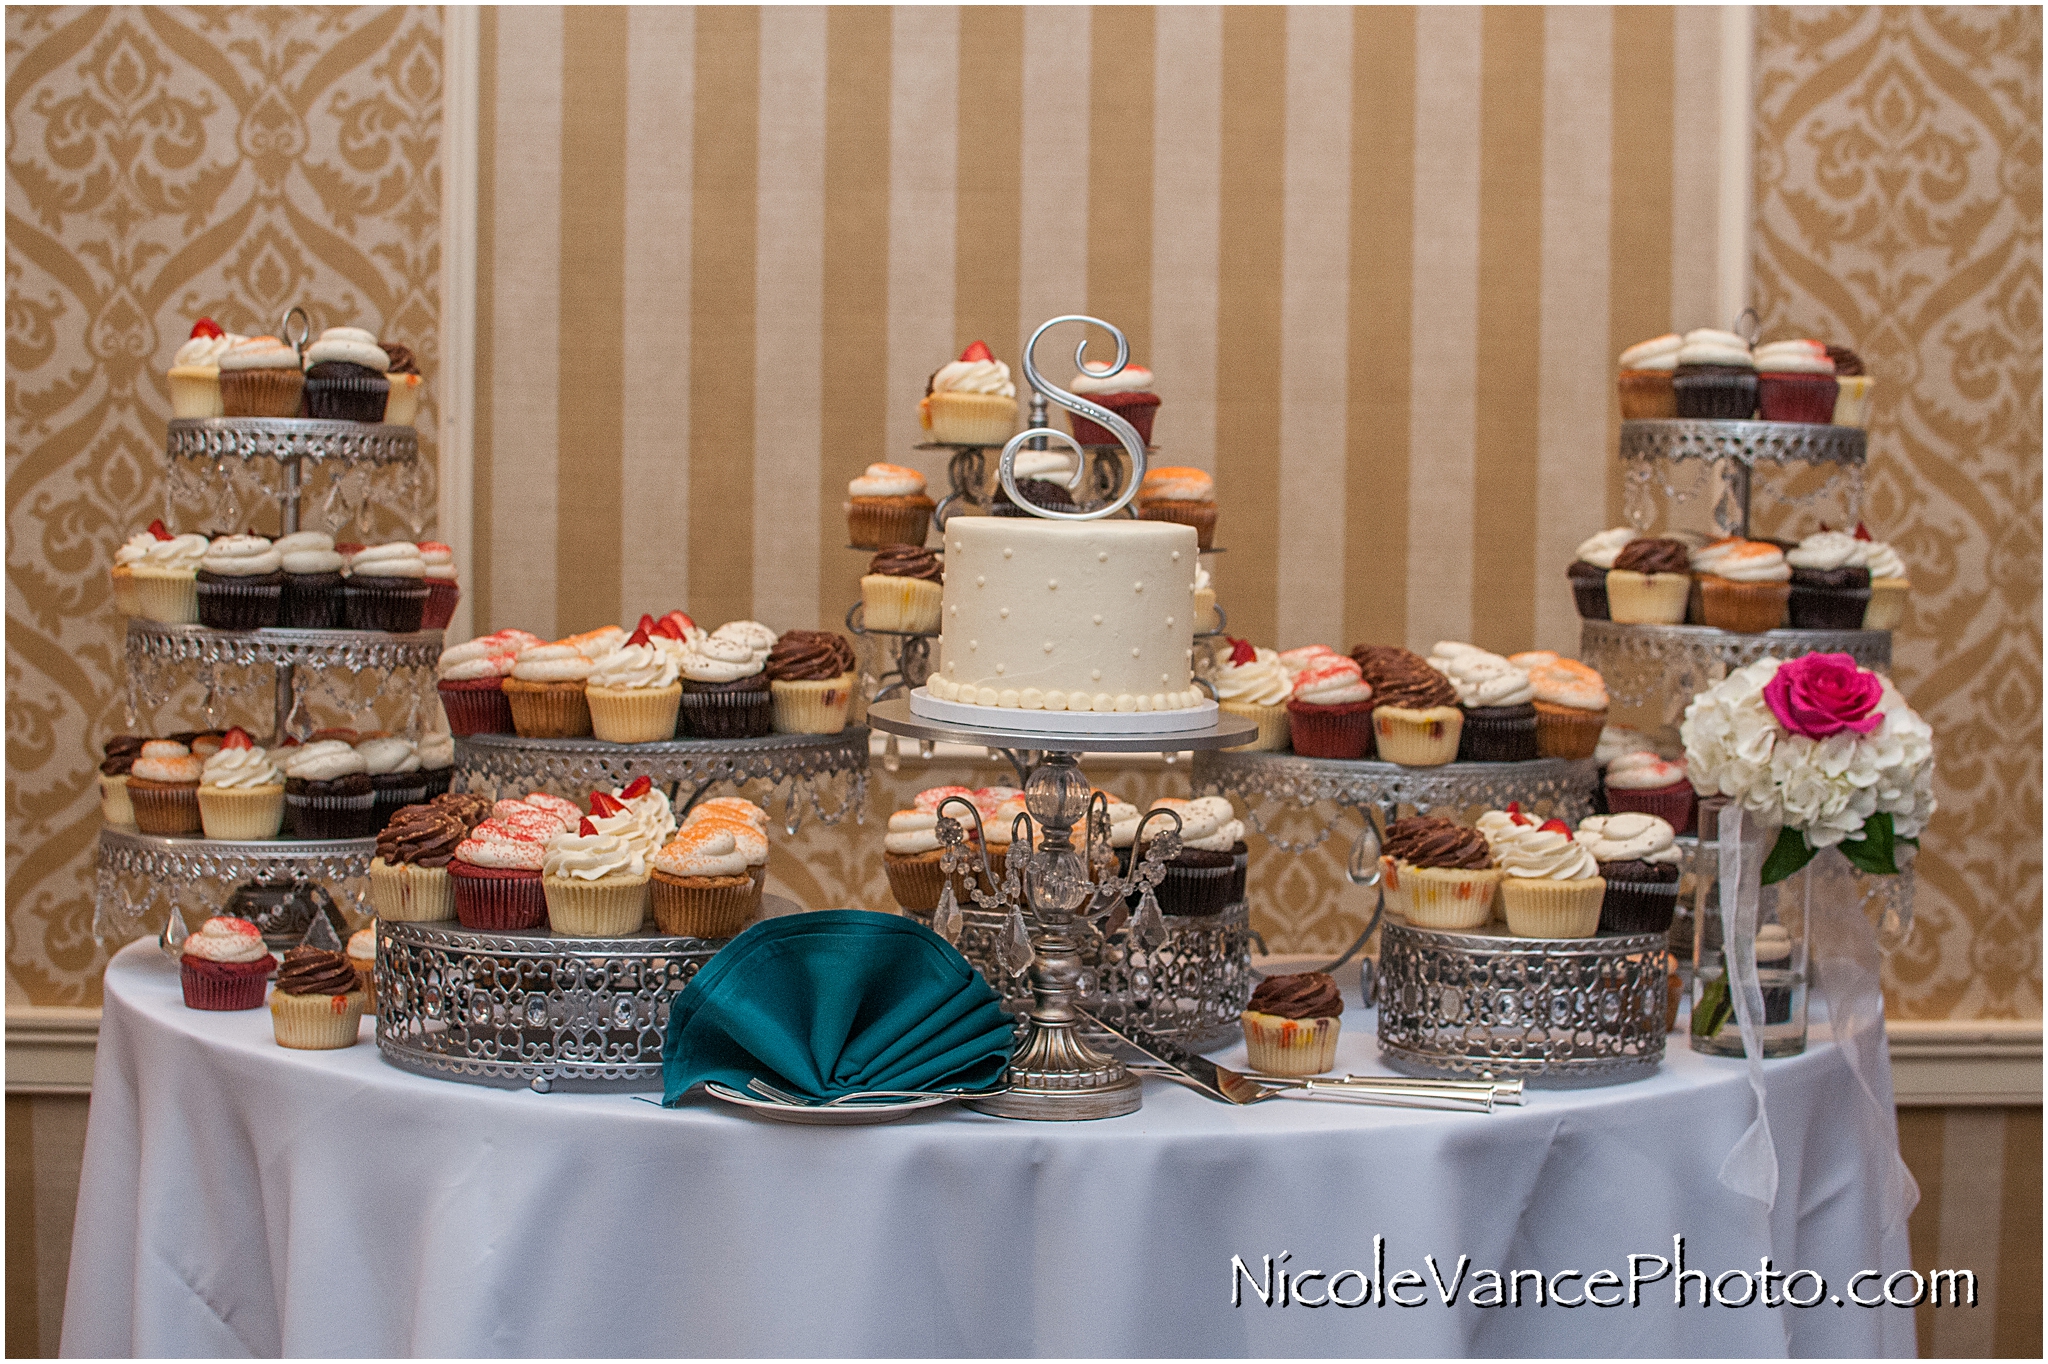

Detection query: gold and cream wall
(6, 6), (2040, 1021)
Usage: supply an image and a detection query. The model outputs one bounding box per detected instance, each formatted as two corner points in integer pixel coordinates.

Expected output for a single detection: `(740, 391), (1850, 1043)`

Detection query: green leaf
(1690, 974), (1733, 1039)
(1759, 825), (1819, 886)
(1837, 811), (1913, 877)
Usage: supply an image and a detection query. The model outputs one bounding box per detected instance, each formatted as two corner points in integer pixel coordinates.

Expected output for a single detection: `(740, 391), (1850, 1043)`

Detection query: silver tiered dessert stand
(866, 313), (1260, 1121)
(1589, 416), (1891, 729)
(95, 311), (442, 950)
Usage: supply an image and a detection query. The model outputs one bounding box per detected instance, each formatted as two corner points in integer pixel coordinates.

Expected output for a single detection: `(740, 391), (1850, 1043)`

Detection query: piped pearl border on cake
(909, 687), (1218, 736)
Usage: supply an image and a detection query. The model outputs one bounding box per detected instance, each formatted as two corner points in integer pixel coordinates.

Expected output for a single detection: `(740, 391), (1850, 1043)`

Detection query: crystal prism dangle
(997, 905), (1034, 977)
(932, 879), (964, 944)
(297, 906), (344, 953)
(1130, 886), (1167, 949)
(158, 893), (191, 958)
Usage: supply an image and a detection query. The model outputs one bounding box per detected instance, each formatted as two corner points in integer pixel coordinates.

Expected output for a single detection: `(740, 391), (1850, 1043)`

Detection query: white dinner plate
(702, 1082), (981, 1125)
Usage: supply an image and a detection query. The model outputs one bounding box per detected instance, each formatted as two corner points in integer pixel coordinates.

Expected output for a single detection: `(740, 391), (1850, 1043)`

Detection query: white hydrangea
(1680, 658), (1935, 849)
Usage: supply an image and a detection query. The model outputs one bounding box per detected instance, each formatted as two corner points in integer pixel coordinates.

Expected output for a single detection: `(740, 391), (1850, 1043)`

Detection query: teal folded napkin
(663, 909), (1015, 1106)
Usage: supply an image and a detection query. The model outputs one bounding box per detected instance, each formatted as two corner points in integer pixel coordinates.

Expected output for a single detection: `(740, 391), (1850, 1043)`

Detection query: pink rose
(1763, 653), (1884, 739)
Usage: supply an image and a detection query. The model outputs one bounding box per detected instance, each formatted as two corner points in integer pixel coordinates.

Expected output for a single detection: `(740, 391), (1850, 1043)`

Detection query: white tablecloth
(65, 939), (1913, 1357)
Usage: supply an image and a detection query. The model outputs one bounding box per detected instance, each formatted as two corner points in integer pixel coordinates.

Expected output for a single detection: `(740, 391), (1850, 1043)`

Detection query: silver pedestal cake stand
(868, 697), (1259, 1120)
(1581, 619), (1892, 730)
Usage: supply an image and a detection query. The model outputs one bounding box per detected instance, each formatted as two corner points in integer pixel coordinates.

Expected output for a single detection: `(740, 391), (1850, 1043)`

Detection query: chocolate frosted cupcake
(431, 789), (496, 829)
(275, 531), (344, 628)
(1605, 537), (1692, 625)
(1353, 645), (1462, 766)
(766, 629), (857, 735)
(1784, 531), (1874, 629)
(369, 801), (465, 921)
(991, 449), (1080, 517)
(99, 735), (145, 826)
(1378, 815), (1500, 931)
(380, 342), (425, 426)
(1429, 643), (1538, 763)
(1576, 813), (1684, 934)
(301, 327), (390, 423)
(269, 947), (364, 1049)
(1240, 971), (1343, 1077)
(280, 740), (376, 839)
(195, 534), (285, 631)
(860, 544), (944, 634)
(679, 636), (772, 739)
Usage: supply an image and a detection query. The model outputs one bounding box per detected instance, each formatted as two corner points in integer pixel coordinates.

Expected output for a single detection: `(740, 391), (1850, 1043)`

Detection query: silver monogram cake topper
(997, 315), (1149, 521)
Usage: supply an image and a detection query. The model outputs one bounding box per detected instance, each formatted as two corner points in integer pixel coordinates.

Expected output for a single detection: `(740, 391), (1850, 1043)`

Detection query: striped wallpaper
(466, 5), (1741, 659)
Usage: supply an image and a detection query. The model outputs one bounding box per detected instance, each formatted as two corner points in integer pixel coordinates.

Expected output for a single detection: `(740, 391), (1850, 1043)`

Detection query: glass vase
(1689, 801), (1810, 1058)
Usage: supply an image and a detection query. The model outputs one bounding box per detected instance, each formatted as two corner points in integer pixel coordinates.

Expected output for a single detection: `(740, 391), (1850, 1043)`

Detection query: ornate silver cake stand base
(1376, 920), (1670, 1088)
(1581, 620), (1892, 729)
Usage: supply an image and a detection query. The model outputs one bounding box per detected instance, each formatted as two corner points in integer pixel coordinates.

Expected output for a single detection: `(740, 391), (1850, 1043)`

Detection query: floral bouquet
(1681, 652), (1935, 884)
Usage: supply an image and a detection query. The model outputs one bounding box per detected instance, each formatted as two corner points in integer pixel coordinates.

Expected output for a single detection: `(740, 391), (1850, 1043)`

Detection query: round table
(63, 941), (1913, 1358)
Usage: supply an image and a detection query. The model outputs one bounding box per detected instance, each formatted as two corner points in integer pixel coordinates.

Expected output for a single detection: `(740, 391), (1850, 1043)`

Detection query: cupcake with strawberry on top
(919, 340), (1019, 447)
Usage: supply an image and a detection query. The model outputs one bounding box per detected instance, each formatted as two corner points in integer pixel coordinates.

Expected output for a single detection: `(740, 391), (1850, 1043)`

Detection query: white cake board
(907, 688), (1219, 736)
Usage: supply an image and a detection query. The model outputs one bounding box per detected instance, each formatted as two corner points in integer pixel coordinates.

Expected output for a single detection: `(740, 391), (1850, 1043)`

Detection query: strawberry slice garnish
(1853, 521), (1872, 541)
(579, 817), (597, 837)
(1539, 818), (1573, 836)
(221, 726), (254, 749)
(1506, 801), (1529, 825)
(636, 613), (657, 635)
(587, 790), (625, 818)
(959, 340), (994, 363)
(621, 775), (653, 801)
(1227, 636), (1257, 667)
(625, 623), (652, 649)
(654, 610), (695, 640)
(190, 317), (223, 340)
(146, 518), (173, 541)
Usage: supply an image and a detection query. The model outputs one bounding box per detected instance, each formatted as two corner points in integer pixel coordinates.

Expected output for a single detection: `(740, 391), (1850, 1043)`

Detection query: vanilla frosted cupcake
(1488, 817), (1604, 938)
(129, 532), (210, 625)
(1567, 526), (1640, 621)
(504, 638), (600, 738)
(342, 541), (428, 633)
(166, 319), (243, 419)
(419, 540), (459, 629)
(1428, 642), (1536, 763)
(218, 335), (305, 418)
(651, 824), (758, 938)
(276, 531), (344, 629)
(918, 340), (1018, 446)
(196, 534), (284, 631)
(543, 821), (651, 937)
(1212, 640), (1292, 752)
(590, 779), (677, 862)
(356, 734), (426, 829)
(197, 729), (284, 839)
(586, 627), (683, 743)
(302, 326), (390, 422)
(1857, 530), (1910, 631)
(1616, 333), (1682, 419)
(1069, 360), (1160, 446)
(846, 463), (935, 550)
(1671, 328), (1756, 420)
(347, 926), (378, 1013)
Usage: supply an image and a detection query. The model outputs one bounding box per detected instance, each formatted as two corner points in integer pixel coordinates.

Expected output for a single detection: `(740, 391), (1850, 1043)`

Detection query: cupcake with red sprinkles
(180, 916), (276, 1010)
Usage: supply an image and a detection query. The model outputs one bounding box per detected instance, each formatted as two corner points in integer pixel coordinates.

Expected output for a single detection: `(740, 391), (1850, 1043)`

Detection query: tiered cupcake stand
(374, 728), (872, 1092)
(94, 416), (441, 949)
(1589, 417), (1891, 728)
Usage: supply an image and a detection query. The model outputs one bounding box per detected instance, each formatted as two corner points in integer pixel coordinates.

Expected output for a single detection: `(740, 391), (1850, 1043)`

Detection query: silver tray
(166, 416), (420, 466)
(1618, 419), (1866, 467)
(1376, 920), (1670, 1087)
(1192, 751), (1599, 854)
(452, 729), (870, 833)
(126, 618), (444, 671)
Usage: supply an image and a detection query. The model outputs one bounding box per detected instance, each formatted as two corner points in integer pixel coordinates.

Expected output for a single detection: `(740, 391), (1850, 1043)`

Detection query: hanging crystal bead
(932, 880), (964, 944)
(997, 906), (1034, 977)
(1131, 886), (1167, 949)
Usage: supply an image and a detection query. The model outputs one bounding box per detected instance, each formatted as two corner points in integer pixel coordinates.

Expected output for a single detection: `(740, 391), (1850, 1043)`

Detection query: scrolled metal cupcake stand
(93, 825), (377, 953)
(1618, 418), (1867, 539)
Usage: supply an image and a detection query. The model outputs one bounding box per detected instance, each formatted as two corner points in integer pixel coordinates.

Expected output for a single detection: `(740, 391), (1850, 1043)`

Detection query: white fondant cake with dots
(926, 517), (1203, 713)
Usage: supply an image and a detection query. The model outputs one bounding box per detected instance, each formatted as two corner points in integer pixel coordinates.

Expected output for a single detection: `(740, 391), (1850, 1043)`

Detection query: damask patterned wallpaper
(6, 6), (441, 1005)
(1754, 7), (2041, 1019)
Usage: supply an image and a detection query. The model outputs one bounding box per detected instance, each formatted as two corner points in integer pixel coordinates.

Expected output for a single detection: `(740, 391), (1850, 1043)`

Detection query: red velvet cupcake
(179, 917), (276, 1010)
(1284, 656), (1375, 759)
(1603, 753), (1696, 835)
(435, 629), (541, 736)
(449, 818), (551, 930)
(1753, 340), (1839, 425)
(420, 542), (460, 629)
(1068, 362), (1160, 446)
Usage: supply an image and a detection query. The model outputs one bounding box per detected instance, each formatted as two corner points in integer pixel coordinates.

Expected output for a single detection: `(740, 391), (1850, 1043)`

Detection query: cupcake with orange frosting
(1069, 359), (1160, 446)
(1690, 538), (1792, 633)
(681, 798), (769, 890)
(1135, 466), (1216, 549)
(918, 340), (1018, 446)
(845, 463), (935, 549)
(217, 335), (305, 418)
(503, 636), (604, 738)
(128, 739), (204, 835)
(651, 822), (760, 938)
(1510, 654), (1609, 761)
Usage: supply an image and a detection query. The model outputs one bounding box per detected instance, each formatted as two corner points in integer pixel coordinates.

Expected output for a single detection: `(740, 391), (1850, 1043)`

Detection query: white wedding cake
(923, 517), (1204, 714)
